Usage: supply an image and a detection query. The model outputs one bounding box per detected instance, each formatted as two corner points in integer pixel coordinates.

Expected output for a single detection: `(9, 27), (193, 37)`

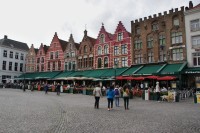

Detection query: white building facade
(0, 35), (29, 83)
(185, 4), (200, 67)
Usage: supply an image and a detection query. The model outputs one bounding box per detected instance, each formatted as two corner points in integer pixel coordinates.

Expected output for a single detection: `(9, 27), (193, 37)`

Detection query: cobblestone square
(0, 89), (200, 133)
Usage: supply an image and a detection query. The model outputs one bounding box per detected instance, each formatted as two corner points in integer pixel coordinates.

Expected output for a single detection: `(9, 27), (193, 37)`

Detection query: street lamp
(113, 60), (118, 85)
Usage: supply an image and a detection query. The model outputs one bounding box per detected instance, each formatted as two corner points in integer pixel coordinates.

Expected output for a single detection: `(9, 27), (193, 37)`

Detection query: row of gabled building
(1, 1), (200, 88)
(26, 21), (132, 73)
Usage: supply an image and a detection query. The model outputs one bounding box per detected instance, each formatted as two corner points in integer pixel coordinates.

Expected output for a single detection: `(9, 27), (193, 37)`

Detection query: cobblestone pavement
(0, 89), (200, 133)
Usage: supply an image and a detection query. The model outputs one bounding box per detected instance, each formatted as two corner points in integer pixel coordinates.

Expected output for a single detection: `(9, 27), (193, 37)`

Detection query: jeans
(123, 97), (129, 110)
(94, 97), (100, 108)
(156, 92), (160, 101)
(107, 98), (113, 109)
(115, 97), (119, 107)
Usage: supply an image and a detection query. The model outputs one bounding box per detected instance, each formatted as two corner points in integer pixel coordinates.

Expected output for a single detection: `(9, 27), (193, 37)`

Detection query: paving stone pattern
(0, 89), (200, 133)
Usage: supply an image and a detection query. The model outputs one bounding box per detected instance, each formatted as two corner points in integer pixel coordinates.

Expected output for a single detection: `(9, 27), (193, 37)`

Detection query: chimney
(4, 35), (7, 39)
(84, 30), (87, 36)
(189, 1), (193, 9)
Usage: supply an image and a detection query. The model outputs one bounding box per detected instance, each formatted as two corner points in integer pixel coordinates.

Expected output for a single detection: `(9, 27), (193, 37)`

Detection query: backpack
(114, 89), (119, 95)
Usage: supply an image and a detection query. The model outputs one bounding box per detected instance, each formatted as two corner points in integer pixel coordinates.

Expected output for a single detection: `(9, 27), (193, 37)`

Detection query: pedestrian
(155, 81), (160, 102)
(23, 83), (26, 92)
(106, 86), (115, 111)
(56, 83), (61, 95)
(31, 82), (34, 91)
(123, 86), (130, 110)
(44, 83), (49, 94)
(93, 84), (102, 109)
(114, 85), (120, 107)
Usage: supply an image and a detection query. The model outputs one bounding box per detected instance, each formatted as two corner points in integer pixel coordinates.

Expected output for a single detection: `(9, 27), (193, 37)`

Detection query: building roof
(0, 35), (29, 51)
(34, 48), (39, 54)
(59, 39), (68, 51)
(193, 3), (200, 9)
(43, 45), (49, 54)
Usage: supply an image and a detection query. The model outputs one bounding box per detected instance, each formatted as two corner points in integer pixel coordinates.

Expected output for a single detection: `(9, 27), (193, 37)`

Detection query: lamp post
(113, 61), (118, 85)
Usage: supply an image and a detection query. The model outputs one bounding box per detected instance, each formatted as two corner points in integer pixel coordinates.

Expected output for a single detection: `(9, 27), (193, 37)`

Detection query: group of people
(93, 84), (130, 111)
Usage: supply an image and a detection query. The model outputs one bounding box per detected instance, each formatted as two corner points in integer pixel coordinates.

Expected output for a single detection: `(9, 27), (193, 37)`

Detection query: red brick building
(35, 43), (49, 72)
(111, 21), (132, 67)
(25, 44), (38, 73)
(131, 6), (186, 65)
(78, 30), (96, 70)
(94, 24), (113, 69)
(45, 32), (67, 71)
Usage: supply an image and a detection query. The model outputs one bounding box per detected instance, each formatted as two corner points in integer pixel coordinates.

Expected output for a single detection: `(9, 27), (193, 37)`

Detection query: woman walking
(123, 86), (130, 110)
(114, 85), (120, 107)
(93, 84), (102, 109)
(106, 86), (115, 111)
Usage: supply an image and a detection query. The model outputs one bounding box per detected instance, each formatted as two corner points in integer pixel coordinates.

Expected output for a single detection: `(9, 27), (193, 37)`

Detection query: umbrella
(116, 76), (126, 80)
(157, 76), (177, 81)
(132, 77), (145, 81)
(145, 75), (160, 79)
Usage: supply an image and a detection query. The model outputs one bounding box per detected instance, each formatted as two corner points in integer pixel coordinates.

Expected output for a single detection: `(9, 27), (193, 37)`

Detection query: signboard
(168, 91), (175, 102)
(196, 92), (200, 103)
(171, 82), (177, 89)
(196, 82), (200, 89)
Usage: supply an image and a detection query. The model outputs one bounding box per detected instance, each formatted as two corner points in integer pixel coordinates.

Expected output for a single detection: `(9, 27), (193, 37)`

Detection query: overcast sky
(0, 0), (199, 48)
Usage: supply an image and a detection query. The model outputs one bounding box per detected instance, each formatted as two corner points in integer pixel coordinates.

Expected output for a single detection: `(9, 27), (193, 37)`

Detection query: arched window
(100, 34), (105, 43)
(104, 57), (108, 68)
(98, 46), (102, 55)
(97, 58), (102, 68)
(84, 45), (87, 53)
(104, 45), (109, 54)
(152, 21), (158, 31)
(69, 44), (72, 49)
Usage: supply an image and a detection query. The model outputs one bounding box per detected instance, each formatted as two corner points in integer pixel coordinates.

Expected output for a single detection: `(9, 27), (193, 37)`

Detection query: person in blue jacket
(106, 86), (115, 111)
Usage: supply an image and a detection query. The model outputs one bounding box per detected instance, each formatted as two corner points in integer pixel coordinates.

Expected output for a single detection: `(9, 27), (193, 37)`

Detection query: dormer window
(117, 32), (123, 41)
(100, 34), (105, 43)
(152, 22), (158, 31)
(173, 17), (179, 26)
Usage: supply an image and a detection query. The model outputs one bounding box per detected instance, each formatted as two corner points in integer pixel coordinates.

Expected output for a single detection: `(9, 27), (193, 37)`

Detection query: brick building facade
(25, 44), (38, 73)
(131, 6), (186, 65)
(35, 43), (49, 72)
(64, 34), (79, 71)
(45, 32), (67, 71)
(78, 30), (96, 70)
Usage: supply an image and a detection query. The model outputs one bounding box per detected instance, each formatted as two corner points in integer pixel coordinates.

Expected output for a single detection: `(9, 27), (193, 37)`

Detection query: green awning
(184, 67), (200, 74)
(35, 71), (62, 79)
(159, 62), (187, 75)
(134, 64), (165, 75)
(100, 67), (129, 78)
(121, 65), (142, 76)
(86, 69), (109, 78)
(16, 72), (41, 80)
(53, 71), (73, 79)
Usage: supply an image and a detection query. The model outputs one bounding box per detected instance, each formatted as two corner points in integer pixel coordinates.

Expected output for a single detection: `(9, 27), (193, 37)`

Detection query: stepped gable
(68, 33), (80, 49)
(96, 23), (113, 43)
(0, 35), (29, 51)
(114, 21), (131, 37)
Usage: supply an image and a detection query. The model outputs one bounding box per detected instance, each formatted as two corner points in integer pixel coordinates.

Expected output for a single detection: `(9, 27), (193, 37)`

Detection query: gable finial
(102, 22), (104, 26)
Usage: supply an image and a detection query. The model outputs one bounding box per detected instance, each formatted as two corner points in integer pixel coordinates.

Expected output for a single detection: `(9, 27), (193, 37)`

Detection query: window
(3, 50), (7, 57)
(84, 58), (87, 68)
(148, 51), (154, 63)
(20, 53), (24, 60)
(97, 58), (102, 68)
(79, 59), (82, 68)
(159, 35), (166, 46)
(159, 51), (167, 62)
(89, 57), (93, 67)
(121, 57), (128, 67)
(48, 62), (50, 70)
(50, 52), (53, 59)
(32, 59), (35, 64)
(136, 27), (140, 34)
(55, 51), (59, 59)
(20, 63), (23, 72)
(134, 52), (143, 64)
(9, 62), (12, 71)
(66, 53), (69, 58)
(152, 22), (158, 31)
(52, 62), (55, 70)
(121, 44), (127, 54)
(72, 61), (76, 70)
(98, 46), (102, 55)
(114, 58), (119, 67)
(37, 58), (40, 63)
(36, 65), (39, 72)
(114, 46), (119, 55)
(41, 57), (44, 63)
(41, 64), (44, 71)
(71, 52), (75, 57)
(15, 52), (19, 59)
(65, 62), (68, 70)
(69, 44), (72, 49)
(172, 48), (183, 61)
(147, 37), (153, 48)
(58, 61), (61, 70)
(15, 62), (18, 71)
(84, 45), (87, 53)
(100, 34), (105, 43)
(104, 45), (109, 54)
(192, 35), (200, 48)
(40, 51), (42, 55)
(118, 32), (123, 41)
(10, 51), (13, 58)
(134, 40), (142, 49)
(173, 18), (179, 26)
(2, 61), (6, 70)
(104, 57), (108, 68)
(171, 32), (182, 44)
(193, 53), (200, 66)
(190, 19), (200, 31)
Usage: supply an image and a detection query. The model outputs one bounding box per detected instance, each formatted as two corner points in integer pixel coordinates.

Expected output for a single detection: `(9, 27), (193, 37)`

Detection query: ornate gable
(96, 23), (113, 44)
